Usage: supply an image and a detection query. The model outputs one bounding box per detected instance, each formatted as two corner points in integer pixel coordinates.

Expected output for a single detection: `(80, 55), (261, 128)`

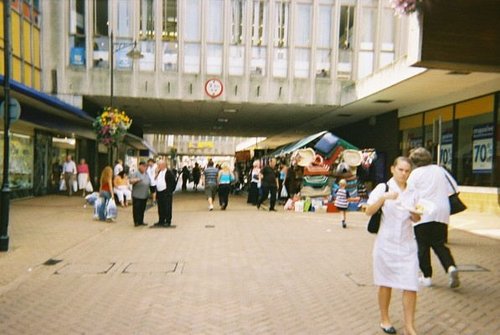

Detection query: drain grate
(43, 258), (63, 266)
(457, 264), (489, 272)
(205, 225), (215, 228)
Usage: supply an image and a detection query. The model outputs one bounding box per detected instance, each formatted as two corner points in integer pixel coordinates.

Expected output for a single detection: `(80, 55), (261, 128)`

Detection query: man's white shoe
(448, 266), (460, 288)
(419, 276), (432, 287)
(209, 205), (214, 211)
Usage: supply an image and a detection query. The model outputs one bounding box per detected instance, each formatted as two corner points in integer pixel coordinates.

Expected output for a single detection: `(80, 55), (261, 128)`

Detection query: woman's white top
(407, 165), (455, 225)
(368, 178), (419, 291)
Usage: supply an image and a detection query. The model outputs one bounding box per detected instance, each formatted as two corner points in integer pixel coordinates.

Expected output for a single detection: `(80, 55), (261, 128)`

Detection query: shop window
(423, 106), (453, 170)
(456, 113), (494, 186)
(399, 114), (423, 156)
(0, 132), (34, 190)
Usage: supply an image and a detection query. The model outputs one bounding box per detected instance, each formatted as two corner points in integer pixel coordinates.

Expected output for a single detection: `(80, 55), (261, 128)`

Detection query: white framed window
(316, 5), (333, 77)
(251, 1), (267, 75)
(140, 0), (155, 40)
(117, 0), (133, 38)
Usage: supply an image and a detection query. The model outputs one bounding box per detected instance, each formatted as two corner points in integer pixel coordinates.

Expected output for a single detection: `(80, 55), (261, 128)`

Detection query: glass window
(163, 42), (178, 71)
(69, 0), (86, 66)
(117, 0), (133, 38)
(140, 0), (155, 40)
(399, 114), (423, 156)
(229, 45), (245, 76)
(274, 1), (289, 48)
(207, 0), (224, 43)
(337, 5), (354, 79)
(316, 5), (332, 77)
(93, 0), (109, 69)
(231, 0), (244, 45)
(0, 133), (34, 190)
(358, 2), (376, 78)
(139, 40), (156, 71)
(162, 0), (178, 71)
(456, 114), (494, 187)
(295, 4), (311, 78)
(185, 0), (201, 41)
(184, 43), (200, 73)
(206, 0), (224, 74)
(251, 1), (267, 75)
(379, 7), (396, 69)
(162, 0), (178, 41)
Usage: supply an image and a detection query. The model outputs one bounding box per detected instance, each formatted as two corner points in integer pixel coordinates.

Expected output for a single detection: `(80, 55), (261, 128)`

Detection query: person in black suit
(152, 160), (176, 228)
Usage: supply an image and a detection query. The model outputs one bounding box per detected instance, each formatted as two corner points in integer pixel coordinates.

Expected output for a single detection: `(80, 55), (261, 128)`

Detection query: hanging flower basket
(93, 107), (132, 146)
(389, 0), (423, 16)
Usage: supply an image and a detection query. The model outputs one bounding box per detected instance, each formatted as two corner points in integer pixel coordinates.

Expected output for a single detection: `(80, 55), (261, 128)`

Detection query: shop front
(399, 92), (499, 213)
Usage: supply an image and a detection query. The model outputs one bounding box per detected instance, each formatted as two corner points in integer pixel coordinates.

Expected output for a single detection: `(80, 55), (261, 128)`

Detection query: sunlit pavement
(0, 192), (499, 334)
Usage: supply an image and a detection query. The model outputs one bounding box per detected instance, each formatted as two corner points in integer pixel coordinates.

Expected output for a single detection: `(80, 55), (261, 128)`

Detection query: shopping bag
(59, 179), (67, 191)
(105, 198), (118, 220)
(280, 186), (288, 198)
(72, 180), (78, 192)
(85, 181), (94, 192)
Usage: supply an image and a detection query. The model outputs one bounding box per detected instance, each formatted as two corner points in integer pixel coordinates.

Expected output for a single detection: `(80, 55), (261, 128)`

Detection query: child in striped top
(334, 179), (350, 228)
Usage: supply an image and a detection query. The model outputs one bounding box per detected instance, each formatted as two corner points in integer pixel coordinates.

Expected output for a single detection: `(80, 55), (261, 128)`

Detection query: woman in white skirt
(365, 157), (421, 335)
(77, 158), (90, 197)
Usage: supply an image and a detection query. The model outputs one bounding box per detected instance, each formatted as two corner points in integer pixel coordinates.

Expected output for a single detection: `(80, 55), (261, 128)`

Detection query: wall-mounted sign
(472, 123), (493, 173)
(204, 78), (223, 98)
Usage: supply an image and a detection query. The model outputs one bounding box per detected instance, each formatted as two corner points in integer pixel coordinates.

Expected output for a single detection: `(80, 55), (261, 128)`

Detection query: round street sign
(0, 98), (22, 124)
(204, 78), (223, 98)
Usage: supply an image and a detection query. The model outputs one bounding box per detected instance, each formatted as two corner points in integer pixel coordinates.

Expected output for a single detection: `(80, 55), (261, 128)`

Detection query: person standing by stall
(257, 158), (278, 212)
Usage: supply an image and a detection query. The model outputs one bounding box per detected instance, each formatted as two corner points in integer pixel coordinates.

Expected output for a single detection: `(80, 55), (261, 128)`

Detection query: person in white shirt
(366, 157), (420, 335)
(62, 155), (77, 196)
(114, 159), (123, 176)
(407, 147), (460, 289)
(151, 160), (176, 228)
(146, 158), (157, 205)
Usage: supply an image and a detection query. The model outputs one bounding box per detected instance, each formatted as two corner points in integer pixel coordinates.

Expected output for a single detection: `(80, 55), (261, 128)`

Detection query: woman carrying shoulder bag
(365, 157), (421, 335)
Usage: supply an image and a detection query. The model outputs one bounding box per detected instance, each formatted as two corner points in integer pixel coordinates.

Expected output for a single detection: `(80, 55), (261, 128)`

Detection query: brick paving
(0, 193), (499, 334)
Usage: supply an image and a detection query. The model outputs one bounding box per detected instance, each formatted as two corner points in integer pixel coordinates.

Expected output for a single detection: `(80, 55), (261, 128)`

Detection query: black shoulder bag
(367, 183), (388, 234)
(443, 170), (467, 215)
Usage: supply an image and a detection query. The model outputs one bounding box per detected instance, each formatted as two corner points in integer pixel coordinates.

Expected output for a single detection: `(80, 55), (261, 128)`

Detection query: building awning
(0, 76), (93, 122)
(271, 131), (327, 157)
(124, 133), (157, 155)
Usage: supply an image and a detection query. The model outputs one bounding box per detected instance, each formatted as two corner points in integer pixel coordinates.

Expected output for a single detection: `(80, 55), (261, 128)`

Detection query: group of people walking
(365, 147), (460, 335)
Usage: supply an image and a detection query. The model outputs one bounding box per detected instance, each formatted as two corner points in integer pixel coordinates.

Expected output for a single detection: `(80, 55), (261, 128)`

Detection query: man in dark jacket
(257, 158), (279, 211)
(152, 160), (177, 228)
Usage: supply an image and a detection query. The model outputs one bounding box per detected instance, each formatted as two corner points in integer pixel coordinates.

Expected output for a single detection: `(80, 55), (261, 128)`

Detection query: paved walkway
(0, 192), (499, 334)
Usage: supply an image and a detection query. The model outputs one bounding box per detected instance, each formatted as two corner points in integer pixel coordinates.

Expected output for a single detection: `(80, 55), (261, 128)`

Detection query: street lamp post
(1, 0), (12, 252)
(107, 31), (143, 164)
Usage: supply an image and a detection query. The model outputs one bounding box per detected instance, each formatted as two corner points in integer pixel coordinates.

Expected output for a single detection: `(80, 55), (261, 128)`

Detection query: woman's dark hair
(408, 147), (432, 167)
(118, 170), (127, 178)
(393, 156), (413, 167)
